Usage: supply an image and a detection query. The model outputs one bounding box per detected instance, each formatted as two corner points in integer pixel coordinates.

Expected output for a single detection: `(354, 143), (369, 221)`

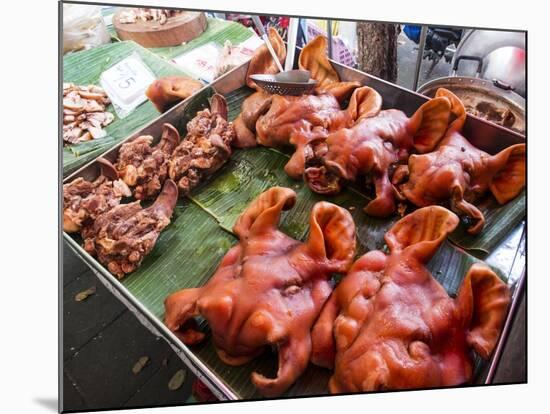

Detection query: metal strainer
(249, 73), (318, 96)
(251, 16), (316, 96)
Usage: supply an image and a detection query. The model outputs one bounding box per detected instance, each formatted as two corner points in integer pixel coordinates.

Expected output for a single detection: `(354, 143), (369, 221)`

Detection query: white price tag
(100, 53), (156, 119)
(173, 42), (221, 83)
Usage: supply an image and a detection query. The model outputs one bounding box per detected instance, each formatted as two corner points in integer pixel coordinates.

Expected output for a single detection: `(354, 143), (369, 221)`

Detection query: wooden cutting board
(113, 10), (207, 48)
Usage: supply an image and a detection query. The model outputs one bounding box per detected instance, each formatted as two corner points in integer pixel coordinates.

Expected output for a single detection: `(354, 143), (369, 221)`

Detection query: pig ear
(409, 96), (452, 153)
(455, 263), (511, 359)
(97, 157), (119, 181)
(145, 76), (203, 112)
(246, 27), (286, 90)
(435, 88), (467, 133)
(158, 123), (181, 153)
(346, 86), (383, 122)
(321, 81), (361, 104)
(489, 143), (526, 204)
(304, 201), (356, 272)
(164, 287), (205, 345)
(210, 94), (228, 120)
(233, 187), (296, 240)
(299, 35), (340, 90)
(385, 206), (459, 263)
(148, 179), (179, 218)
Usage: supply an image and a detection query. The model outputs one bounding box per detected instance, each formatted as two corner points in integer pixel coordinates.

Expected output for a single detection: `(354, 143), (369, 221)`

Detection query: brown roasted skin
(145, 76), (203, 113)
(397, 130), (526, 235)
(164, 187), (356, 397)
(298, 35), (341, 91)
(168, 94), (235, 196)
(232, 28), (286, 148)
(311, 206), (511, 393)
(83, 180), (178, 279)
(236, 83), (368, 177)
(116, 124), (181, 200)
(63, 158), (131, 233)
(256, 93), (352, 178)
(232, 34), (362, 163)
(304, 88), (462, 217)
(232, 90), (273, 148)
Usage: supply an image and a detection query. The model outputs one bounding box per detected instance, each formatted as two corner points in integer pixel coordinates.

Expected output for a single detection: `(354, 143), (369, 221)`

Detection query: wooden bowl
(113, 10), (207, 48)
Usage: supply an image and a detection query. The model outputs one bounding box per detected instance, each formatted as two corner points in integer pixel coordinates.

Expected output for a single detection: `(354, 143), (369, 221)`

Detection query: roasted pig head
(116, 123), (181, 200)
(233, 33), (361, 157)
(396, 104), (526, 234)
(146, 76), (204, 113)
(311, 206), (511, 392)
(164, 187), (356, 397)
(83, 179), (178, 278)
(304, 88), (463, 217)
(63, 158), (131, 233)
(232, 27), (286, 148)
(168, 94), (235, 196)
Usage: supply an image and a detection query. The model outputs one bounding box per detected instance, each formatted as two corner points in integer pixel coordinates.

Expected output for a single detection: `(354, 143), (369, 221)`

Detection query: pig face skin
(311, 206), (511, 393)
(397, 131), (525, 234)
(164, 187), (356, 397)
(304, 88), (461, 218)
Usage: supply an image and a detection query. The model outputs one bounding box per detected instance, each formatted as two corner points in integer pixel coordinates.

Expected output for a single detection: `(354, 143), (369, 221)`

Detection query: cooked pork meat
(83, 180), (178, 279)
(164, 187), (356, 397)
(63, 83), (114, 145)
(168, 94), (235, 196)
(116, 124), (181, 200)
(146, 76), (203, 113)
(395, 93), (526, 234)
(63, 158), (130, 233)
(118, 8), (181, 25)
(311, 206), (511, 392)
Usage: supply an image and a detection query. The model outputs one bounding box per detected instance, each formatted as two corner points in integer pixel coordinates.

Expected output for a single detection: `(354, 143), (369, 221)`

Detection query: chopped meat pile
(168, 94), (235, 196)
(63, 159), (131, 234)
(63, 83), (114, 145)
(116, 124), (181, 200)
(118, 8), (181, 25)
(83, 180), (178, 279)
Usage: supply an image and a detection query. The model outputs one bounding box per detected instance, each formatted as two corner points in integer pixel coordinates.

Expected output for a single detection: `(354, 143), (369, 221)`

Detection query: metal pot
(418, 55), (525, 134)
(453, 29), (526, 97)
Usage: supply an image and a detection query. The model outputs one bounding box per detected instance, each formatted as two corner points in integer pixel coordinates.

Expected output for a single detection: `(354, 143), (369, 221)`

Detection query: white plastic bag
(63, 4), (110, 54)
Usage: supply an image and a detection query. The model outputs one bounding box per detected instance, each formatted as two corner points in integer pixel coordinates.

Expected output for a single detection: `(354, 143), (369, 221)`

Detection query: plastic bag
(63, 4), (110, 54)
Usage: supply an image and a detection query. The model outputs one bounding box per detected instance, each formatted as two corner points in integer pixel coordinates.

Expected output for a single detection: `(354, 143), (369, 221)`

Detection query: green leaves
(69, 84), (524, 399)
(168, 369), (187, 391)
(63, 41), (191, 176)
(74, 286), (96, 302)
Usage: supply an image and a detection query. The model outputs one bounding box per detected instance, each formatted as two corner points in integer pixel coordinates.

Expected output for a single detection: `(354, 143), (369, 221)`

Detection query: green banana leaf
(63, 41), (192, 175)
(67, 77), (521, 400)
(117, 146), (508, 400)
(449, 190), (526, 255)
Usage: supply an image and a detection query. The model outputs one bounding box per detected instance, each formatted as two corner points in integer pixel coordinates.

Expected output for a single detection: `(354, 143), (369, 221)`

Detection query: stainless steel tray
(62, 56), (526, 400)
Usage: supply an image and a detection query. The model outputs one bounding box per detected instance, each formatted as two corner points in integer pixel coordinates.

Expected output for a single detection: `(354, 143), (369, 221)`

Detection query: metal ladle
(249, 15), (317, 95)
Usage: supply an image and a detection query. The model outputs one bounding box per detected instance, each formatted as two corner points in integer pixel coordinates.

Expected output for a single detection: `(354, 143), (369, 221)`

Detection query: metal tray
(62, 57), (526, 400)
